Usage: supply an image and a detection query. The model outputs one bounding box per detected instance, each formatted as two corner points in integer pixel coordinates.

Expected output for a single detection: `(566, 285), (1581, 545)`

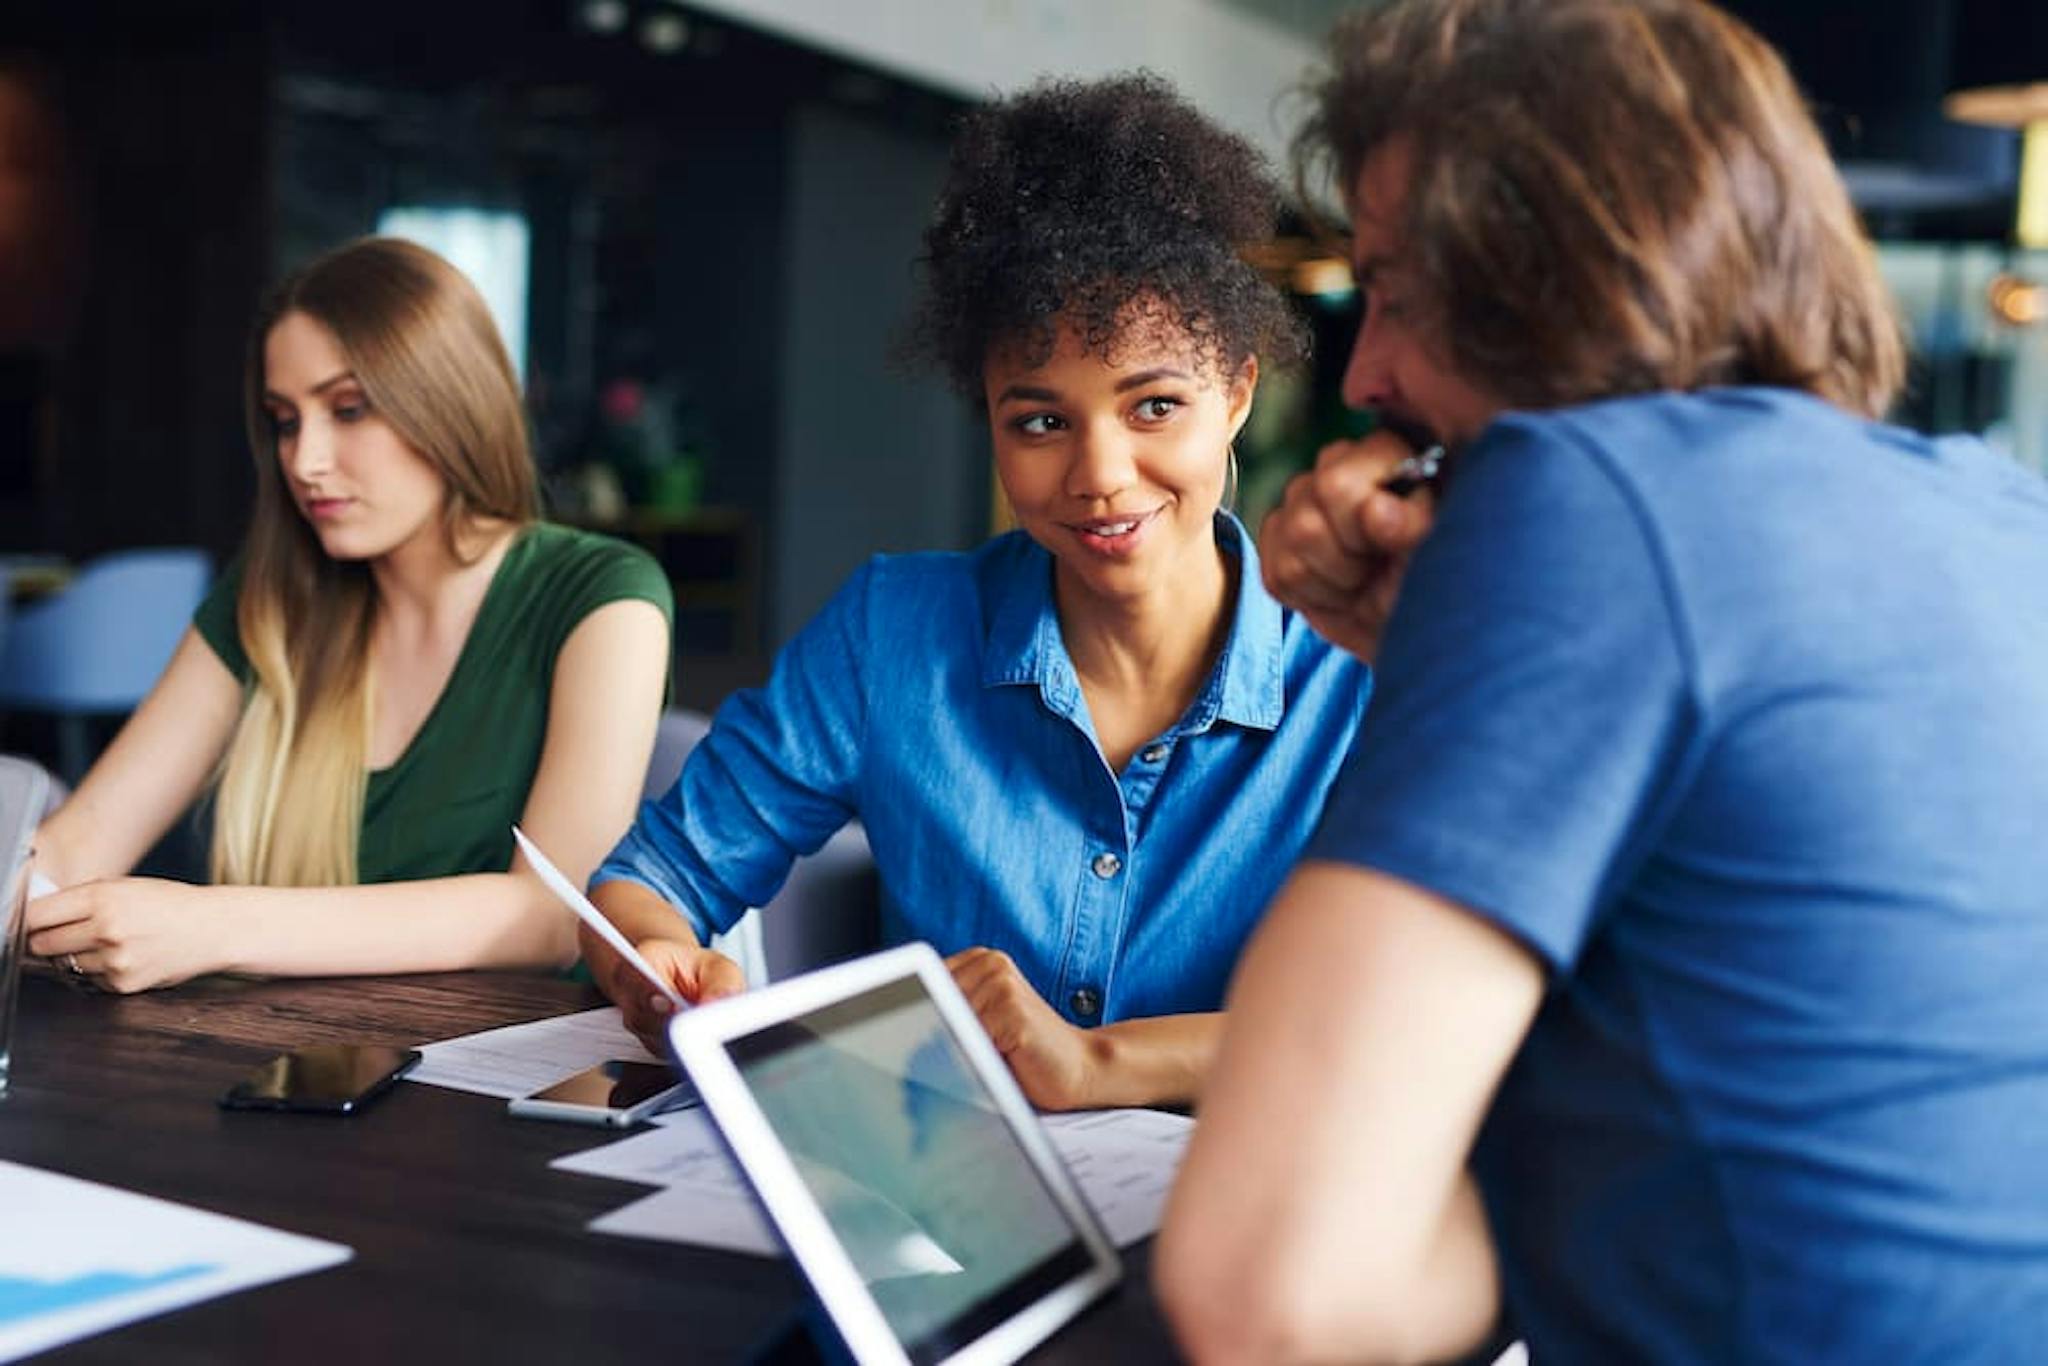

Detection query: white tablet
(667, 942), (1121, 1366)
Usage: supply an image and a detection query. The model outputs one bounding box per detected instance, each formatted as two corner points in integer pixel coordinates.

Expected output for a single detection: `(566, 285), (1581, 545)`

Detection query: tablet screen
(729, 974), (1092, 1364)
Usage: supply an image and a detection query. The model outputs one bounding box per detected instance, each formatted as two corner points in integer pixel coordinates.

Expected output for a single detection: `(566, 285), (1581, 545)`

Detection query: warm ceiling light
(1290, 258), (1356, 298)
(1242, 237), (1356, 297)
(1945, 86), (2048, 129)
(1988, 273), (2045, 328)
(1944, 5), (2046, 129)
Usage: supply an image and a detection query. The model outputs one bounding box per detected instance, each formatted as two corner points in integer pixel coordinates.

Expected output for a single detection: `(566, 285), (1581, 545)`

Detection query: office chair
(0, 548), (211, 785)
(643, 707), (880, 985)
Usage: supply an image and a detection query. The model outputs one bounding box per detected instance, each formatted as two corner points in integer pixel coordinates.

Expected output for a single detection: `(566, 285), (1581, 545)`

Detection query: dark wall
(3, 7), (269, 562)
(774, 101), (983, 640)
(657, 117), (789, 640)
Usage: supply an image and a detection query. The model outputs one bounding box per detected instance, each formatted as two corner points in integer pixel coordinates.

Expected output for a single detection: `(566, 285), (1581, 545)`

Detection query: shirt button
(1091, 852), (1122, 879)
(1069, 987), (1102, 1019)
(1140, 743), (1169, 764)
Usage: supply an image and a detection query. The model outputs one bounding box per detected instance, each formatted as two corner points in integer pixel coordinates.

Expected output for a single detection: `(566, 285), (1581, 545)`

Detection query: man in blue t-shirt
(1156, 2), (2048, 1362)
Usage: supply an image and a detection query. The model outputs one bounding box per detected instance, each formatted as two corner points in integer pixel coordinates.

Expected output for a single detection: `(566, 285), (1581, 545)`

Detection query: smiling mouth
(1059, 508), (1163, 556)
(1066, 508), (1159, 535)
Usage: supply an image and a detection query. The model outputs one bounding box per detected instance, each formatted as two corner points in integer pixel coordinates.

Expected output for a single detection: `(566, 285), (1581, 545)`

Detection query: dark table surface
(0, 970), (1176, 1363)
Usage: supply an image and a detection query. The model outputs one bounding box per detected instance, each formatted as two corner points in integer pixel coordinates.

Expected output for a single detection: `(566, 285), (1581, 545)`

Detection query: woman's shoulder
(512, 521), (663, 574)
(771, 535), (1041, 677)
(834, 533), (1036, 614)
(467, 524), (672, 673)
(504, 523), (673, 615)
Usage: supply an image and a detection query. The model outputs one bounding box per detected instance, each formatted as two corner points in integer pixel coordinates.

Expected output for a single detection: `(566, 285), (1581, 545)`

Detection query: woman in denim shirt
(585, 74), (1372, 1111)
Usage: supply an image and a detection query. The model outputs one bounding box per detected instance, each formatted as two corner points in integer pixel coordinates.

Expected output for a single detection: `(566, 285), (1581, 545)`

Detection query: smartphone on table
(219, 1043), (422, 1114)
(508, 1059), (696, 1128)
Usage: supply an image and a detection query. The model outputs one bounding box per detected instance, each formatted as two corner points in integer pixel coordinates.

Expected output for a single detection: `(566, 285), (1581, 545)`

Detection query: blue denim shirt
(594, 515), (1371, 1025)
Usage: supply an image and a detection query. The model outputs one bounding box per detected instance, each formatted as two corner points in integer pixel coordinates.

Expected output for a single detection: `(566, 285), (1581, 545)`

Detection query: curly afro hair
(908, 72), (1306, 403)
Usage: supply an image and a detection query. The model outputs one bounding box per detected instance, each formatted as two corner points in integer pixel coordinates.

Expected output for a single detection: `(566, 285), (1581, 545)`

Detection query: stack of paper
(412, 1010), (1198, 1253)
(553, 1105), (1195, 1254)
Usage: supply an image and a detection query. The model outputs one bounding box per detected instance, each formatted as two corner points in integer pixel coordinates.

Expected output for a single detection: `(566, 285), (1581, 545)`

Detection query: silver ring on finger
(61, 951), (85, 978)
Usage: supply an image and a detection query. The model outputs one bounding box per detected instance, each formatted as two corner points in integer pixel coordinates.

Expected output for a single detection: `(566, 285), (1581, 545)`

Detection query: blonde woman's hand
(592, 932), (745, 1053)
(1258, 430), (1437, 663)
(947, 947), (1099, 1112)
(25, 878), (225, 993)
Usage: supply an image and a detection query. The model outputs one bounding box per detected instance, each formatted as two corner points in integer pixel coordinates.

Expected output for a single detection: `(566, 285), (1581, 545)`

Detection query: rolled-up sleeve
(592, 562), (875, 941)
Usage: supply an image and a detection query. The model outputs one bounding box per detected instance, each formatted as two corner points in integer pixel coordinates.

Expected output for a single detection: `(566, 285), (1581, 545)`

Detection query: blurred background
(0, 0), (2042, 776)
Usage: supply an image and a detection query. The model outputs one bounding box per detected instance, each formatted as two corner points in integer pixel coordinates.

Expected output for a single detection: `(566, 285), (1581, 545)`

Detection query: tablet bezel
(667, 942), (1122, 1366)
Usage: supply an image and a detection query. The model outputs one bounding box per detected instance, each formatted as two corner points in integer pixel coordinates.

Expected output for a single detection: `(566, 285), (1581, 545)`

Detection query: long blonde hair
(213, 237), (538, 886)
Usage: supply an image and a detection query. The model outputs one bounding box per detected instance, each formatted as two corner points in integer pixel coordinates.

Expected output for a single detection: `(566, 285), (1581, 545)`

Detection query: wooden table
(0, 971), (1176, 1363)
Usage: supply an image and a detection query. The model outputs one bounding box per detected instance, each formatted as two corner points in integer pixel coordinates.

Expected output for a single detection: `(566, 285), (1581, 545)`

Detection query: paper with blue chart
(0, 1161), (350, 1363)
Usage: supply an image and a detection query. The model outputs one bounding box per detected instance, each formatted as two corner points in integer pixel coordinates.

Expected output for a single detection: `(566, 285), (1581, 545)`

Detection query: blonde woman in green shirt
(26, 237), (672, 992)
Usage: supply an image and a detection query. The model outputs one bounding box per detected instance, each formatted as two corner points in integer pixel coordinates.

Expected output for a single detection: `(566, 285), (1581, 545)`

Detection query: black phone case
(218, 1049), (422, 1114)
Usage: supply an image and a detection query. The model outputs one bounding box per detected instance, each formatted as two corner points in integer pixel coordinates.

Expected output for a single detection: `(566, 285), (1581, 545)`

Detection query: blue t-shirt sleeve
(592, 560), (875, 941)
(1307, 416), (1700, 970)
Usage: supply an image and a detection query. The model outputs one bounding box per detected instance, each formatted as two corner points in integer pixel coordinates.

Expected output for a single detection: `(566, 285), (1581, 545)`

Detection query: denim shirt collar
(980, 512), (1286, 734)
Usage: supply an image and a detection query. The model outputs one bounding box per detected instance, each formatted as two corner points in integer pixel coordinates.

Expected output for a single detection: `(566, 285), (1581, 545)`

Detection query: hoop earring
(1222, 443), (1240, 515)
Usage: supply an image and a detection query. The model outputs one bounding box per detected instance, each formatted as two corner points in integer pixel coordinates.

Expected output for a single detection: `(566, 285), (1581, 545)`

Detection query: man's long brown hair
(1297, 0), (1905, 419)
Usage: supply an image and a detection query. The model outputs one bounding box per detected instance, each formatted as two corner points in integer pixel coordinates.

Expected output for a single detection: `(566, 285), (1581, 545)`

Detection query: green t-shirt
(193, 524), (673, 884)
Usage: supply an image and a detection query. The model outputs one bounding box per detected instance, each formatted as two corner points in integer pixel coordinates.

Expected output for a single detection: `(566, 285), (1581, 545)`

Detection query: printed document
(408, 1006), (658, 1099)
(0, 1161), (350, 1363)
(557, 1106), (1194, 1254)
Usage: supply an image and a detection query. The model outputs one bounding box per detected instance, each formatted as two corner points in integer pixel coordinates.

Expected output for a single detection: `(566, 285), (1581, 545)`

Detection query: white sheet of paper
(556, 1105), (751, 1181)
(591, 1176), (782, 1256)
(560, 1106), (1194, 1255)
(26, 872), (55, 900)
(579, 1107), (781, 1255)
(511, 826), (687, 1009)
(0, 1161), (351, 1364)
(1037, 1108), (1196, 1248)
(407, 1006), (660, 1100)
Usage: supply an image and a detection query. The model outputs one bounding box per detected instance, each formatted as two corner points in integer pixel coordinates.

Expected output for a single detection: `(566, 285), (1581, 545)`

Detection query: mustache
(1372, 410), (1438, 452)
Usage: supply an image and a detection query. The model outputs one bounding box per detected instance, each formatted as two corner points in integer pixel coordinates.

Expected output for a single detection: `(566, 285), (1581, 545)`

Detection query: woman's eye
(269, 412), (299, 437)
(1014, 413), (1064, 437)
(1134, 396), (1183, 422)
(333, 400), (368, 422)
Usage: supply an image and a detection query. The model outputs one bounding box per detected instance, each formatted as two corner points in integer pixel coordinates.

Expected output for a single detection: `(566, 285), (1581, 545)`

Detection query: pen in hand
(511, 826), (690, 1012)
(1378, 444), (1445, 498)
